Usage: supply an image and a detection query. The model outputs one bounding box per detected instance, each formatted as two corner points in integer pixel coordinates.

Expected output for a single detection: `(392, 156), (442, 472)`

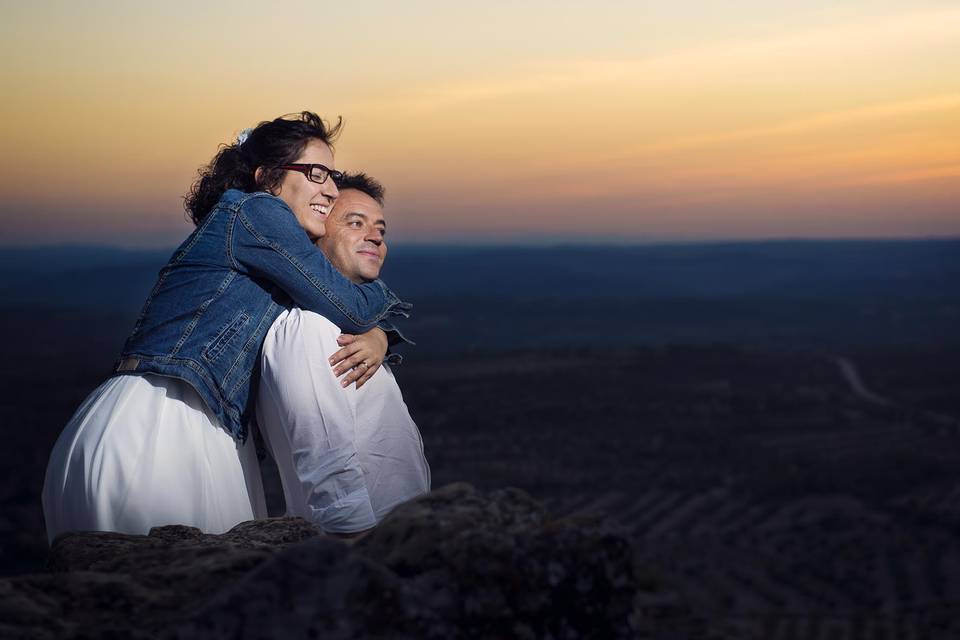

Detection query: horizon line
(1, 235), (959, 253)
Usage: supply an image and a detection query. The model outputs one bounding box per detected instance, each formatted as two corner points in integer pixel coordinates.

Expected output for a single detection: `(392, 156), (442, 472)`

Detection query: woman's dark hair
(184, 111), (343, 225)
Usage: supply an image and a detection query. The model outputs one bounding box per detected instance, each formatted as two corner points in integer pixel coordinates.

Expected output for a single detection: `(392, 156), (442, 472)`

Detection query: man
(256, 173), (430, 536)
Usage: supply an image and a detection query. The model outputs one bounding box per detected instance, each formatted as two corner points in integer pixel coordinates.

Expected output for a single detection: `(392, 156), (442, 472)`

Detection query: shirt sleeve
(257, 308), (377, 533)
(230, 193), (411, 335)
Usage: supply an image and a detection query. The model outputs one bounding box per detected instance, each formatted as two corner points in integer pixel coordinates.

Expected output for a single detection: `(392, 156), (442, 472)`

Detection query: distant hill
(1, 240), (957, 352)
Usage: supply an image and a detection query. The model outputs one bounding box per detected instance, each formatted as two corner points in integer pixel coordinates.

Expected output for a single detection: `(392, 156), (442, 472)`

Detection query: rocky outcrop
(0, 484), (643, 639)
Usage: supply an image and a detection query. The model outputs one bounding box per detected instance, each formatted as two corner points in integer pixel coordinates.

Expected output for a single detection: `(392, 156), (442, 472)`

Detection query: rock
(1, 485), (641, 639)
(47, 516), (323, 573)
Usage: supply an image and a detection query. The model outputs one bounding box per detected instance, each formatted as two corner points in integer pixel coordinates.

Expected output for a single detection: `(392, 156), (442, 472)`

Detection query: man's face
(318, 189), (387, 283)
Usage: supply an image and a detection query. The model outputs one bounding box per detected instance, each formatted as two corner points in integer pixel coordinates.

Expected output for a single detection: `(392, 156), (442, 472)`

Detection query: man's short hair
(335, 172), (385, 206)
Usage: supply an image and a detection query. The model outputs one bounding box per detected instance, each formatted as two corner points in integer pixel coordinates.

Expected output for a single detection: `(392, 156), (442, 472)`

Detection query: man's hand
(329, 327), (388, 389)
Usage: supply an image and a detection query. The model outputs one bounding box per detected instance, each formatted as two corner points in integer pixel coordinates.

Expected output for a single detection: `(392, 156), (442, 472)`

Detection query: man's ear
(254, 166), (265, 187)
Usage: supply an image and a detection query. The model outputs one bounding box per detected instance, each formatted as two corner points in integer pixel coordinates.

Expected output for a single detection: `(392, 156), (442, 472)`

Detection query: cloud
(357, 6), (960, 115)
(617, 94), (960, 157)
(849, 164), (960, 186)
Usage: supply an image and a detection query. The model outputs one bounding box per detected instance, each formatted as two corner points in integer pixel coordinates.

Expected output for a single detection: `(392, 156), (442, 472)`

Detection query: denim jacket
(115, 189), (411, 442)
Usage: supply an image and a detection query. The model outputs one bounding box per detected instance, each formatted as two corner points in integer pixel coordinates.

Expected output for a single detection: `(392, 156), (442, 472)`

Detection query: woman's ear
(254, 167), (278, 195)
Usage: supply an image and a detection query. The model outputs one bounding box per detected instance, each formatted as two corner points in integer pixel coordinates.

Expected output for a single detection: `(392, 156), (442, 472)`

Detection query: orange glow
(1, 2), (958, 245)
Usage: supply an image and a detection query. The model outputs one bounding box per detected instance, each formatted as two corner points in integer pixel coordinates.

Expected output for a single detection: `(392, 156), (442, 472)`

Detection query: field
(1, 240), (958, 638)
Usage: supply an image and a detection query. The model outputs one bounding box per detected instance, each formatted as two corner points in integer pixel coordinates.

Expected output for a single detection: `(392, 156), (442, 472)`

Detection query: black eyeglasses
(277, 163), (344, 186)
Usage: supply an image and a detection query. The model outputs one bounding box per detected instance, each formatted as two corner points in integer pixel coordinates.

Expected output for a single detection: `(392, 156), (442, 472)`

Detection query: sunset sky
(2, 0), (958, 246)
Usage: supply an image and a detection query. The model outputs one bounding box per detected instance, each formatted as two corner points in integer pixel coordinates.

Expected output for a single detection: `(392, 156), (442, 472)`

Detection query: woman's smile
(274, 139), (339, 242)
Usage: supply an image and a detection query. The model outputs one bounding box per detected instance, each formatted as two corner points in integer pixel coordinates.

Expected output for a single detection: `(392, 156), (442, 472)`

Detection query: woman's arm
(231, 193), (410, 334)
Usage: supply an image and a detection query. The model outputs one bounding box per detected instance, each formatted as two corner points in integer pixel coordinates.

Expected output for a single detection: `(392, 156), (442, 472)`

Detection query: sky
(1, 0), (958, 246)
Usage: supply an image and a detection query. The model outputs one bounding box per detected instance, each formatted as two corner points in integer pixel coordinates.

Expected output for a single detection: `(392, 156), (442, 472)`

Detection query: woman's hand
(329, 327), (388, 389)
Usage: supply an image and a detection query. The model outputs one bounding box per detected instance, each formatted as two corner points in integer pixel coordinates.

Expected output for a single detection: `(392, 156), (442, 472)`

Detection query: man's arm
(256, 307), (377, 533)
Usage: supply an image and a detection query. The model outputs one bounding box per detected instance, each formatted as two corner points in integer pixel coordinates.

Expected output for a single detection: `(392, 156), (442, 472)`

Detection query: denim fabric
(115, 189), (411, 442)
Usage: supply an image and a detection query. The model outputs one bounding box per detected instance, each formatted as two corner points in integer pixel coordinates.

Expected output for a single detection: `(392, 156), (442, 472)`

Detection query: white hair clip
(236, 128), (253, 147)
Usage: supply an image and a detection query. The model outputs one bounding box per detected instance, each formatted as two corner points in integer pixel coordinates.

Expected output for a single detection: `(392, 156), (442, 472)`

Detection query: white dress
(42, 373), (267, 543)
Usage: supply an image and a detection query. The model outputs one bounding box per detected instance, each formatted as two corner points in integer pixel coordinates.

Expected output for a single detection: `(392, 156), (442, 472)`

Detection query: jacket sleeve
(230, 194), (411, 335)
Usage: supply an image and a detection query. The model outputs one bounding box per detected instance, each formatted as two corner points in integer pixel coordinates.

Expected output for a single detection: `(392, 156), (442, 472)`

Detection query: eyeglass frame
(277, 163), (344, 186)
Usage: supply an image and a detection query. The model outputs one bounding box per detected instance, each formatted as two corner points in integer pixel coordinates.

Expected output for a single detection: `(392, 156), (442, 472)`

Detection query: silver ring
(358, 361), (368, 368)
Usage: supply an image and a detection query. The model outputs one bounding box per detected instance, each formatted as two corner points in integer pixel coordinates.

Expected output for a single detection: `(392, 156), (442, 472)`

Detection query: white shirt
(256, 307), (430, 533)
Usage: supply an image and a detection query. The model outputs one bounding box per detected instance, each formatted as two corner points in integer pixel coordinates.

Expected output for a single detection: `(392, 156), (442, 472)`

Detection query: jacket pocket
(202, 311), (250, 363)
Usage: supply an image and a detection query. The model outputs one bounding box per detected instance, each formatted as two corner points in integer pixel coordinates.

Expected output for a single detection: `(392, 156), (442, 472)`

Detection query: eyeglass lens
(309, 167), (329, 184)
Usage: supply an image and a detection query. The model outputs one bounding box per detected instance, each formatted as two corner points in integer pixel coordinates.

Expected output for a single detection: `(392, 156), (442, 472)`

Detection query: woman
(42, 112), (408, 542)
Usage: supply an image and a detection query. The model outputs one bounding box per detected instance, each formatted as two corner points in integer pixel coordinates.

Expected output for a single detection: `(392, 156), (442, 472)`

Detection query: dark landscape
(1, 239), (959, 638)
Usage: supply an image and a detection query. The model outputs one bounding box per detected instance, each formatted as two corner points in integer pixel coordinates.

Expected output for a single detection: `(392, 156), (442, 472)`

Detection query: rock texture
(0, 484), (641, 639)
